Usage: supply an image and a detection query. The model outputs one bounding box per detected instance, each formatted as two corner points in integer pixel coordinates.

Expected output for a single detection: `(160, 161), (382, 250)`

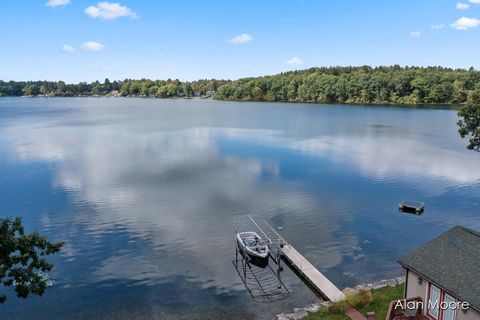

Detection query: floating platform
(398, 200), (425, 214)
(280, 244), (346, 302)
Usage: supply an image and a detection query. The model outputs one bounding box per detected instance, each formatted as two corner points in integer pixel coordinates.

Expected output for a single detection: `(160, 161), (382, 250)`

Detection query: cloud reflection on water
(4, 112), (479, 291)
(5, 121), (348, 295)
(2, 99), (479, 319)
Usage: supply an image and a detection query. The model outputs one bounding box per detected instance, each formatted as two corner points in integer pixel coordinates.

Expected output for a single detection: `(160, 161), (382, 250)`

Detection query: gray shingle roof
(398, 226), (480, 311)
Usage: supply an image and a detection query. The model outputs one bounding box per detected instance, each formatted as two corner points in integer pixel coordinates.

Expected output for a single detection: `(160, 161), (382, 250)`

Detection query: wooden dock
(280, 244), (346, 302)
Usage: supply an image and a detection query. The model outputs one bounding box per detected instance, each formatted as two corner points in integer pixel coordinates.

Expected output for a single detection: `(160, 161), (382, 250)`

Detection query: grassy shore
(303, 284), (404, 320)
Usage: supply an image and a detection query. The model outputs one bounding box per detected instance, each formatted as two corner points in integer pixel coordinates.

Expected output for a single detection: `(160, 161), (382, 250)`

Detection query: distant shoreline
(0, 95), (460, 110)
(2, 66), (478, 106)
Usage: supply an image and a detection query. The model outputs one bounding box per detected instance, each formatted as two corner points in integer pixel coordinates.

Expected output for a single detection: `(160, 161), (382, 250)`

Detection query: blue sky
(0, 0), (479, 83)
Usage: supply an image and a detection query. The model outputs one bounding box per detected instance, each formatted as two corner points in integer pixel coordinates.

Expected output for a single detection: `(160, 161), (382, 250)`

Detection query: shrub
(327, 300), (348, 314)
(346, 289), (373, 308)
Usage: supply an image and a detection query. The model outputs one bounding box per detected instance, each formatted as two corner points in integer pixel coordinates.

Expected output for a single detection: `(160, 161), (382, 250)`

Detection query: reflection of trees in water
(232, 246), (288, 303)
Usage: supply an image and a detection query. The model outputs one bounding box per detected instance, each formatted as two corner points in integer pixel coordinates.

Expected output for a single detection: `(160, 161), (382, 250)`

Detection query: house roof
(398, 226), (480, 311)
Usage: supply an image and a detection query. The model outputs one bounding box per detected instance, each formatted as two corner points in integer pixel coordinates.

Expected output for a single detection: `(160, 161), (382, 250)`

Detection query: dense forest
(1, 66), (480, 105)
(0, 79), (227, 98)
(215, 66), (480, 105)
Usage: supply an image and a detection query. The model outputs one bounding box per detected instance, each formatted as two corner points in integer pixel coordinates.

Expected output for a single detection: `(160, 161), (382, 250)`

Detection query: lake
(1, 98), (479, 319)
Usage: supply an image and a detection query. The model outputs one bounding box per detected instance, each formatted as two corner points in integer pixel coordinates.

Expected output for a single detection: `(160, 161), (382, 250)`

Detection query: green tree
(22, 84), (39, 96)
(165, 83), (178, 97)
(453, 80), (467, 103)
(148, 85), (158, 97)
(458, 89), (480, 151)
(91, 81), (101, 95)
(0, 217), (63, 303)
(77, 82), (89, 95)
(156, 86), (167, 98)
(103, 78), (112, 93)
(57, 81), (66, 95)
(129, 82), (141, 96)
(39, 84), (48, 95)
(182, 83), (193, 97)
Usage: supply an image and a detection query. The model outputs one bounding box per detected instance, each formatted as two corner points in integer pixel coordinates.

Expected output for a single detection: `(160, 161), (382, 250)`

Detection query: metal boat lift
(233, 215), (346, 303)
(233, 215), (289, 302)
(233, 215), (288, 265)
(232, 253), (289, 303)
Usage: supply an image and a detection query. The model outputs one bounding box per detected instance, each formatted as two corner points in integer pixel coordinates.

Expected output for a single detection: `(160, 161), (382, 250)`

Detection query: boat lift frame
(233, 215), (346, 302)
(232, 215), (289, 302)
(233, 215), (288, 266)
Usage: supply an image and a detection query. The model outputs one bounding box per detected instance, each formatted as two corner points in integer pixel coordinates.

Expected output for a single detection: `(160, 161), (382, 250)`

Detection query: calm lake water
(1, 98), (479, 319)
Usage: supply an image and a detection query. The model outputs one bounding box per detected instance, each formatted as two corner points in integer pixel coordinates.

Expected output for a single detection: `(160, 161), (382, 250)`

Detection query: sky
(0, 0), (479, 83)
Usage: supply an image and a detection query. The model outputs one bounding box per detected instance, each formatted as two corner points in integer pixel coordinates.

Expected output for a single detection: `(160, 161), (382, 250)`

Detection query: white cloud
(84, 2), (137, 20)
(469, 0), (480, 3)
(450, 17), (480, 30)
(285, 57), (303, 66)
(81, 41), (105, 51)
(456, 2), (471, 9)
(410, 31), (421, 38)
(45, 0), (70, 7)
(430, 24), (445, 29)
(62, 44), (75, 53)
(229, 33), (252, 45)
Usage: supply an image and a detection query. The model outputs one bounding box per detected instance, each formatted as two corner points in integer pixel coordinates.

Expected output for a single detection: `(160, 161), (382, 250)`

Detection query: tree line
(2, 66), (479, 105)
(0, 79), (228, 98)
(214, 66), (480, 105)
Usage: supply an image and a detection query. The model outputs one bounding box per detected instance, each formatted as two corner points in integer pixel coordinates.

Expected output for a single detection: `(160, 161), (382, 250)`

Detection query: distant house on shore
(205, 90), (216, 97)
(396, 226), (480, 320)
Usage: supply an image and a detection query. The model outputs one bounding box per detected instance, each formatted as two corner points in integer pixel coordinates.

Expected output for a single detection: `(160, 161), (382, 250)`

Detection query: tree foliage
(0, 78), (227, 98)
(214, 65), (480, 105)
(458, 88), (480, 151)
(2, 66), (479, 105)
(0, 217), (63, 303)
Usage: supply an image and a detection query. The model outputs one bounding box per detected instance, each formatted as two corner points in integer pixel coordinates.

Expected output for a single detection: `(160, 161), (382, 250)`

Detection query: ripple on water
(1, 99), (479, 319)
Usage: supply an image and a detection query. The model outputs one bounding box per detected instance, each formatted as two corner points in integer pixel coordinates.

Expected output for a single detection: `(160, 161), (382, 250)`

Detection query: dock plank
(281, 244), (346, 302)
